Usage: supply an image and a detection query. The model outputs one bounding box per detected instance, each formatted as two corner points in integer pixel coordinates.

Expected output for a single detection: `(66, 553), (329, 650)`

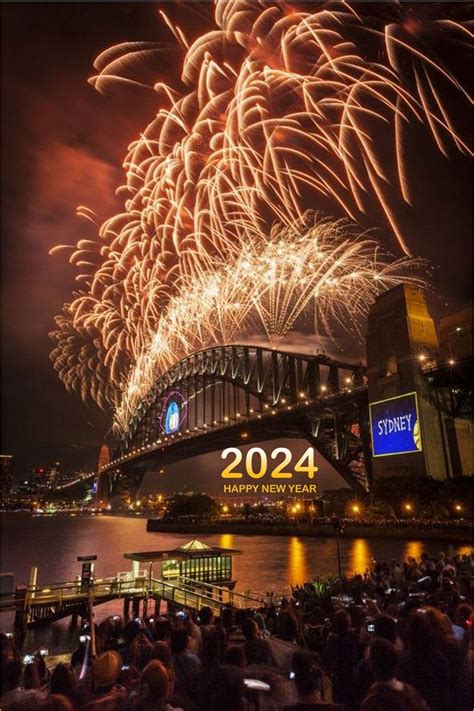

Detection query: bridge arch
(100, 345), (371, 500)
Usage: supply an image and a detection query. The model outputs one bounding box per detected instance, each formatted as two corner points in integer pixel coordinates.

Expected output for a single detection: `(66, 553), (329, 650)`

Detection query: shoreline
(146, 519), (473, 544)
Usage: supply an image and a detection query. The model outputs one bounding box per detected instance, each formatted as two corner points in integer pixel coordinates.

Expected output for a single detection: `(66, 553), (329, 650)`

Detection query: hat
(94, 650), (122, 687)
(140, 660), (168, 699)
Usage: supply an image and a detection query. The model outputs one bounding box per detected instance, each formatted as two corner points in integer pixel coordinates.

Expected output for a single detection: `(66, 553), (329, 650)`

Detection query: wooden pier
(13, 571), (264, 633)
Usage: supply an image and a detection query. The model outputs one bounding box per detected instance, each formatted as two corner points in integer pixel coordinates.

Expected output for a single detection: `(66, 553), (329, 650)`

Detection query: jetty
(11, 539), (264, 633)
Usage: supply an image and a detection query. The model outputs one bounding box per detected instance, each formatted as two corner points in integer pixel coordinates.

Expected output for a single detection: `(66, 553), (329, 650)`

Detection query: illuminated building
(124, 539), (241, 588)
(1, 455), (13, 498)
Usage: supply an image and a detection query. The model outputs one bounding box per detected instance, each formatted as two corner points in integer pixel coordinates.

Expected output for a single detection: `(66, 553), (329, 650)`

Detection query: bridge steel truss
(101, 345), (371, 500)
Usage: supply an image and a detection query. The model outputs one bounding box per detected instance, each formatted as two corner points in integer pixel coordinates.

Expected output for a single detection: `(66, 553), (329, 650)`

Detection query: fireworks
(50, 1), (472, 433)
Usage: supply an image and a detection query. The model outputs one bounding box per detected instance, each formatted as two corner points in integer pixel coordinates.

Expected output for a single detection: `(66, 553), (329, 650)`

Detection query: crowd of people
(1, 550), (472, 711)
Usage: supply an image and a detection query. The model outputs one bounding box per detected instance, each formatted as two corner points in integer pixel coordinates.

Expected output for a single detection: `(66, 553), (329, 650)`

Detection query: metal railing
(178, 577), (264, 609)
(19, 574), (264, 619)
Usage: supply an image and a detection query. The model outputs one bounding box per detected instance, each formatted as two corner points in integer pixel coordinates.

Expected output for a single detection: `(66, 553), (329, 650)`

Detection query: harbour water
(1, 513), (471, 653)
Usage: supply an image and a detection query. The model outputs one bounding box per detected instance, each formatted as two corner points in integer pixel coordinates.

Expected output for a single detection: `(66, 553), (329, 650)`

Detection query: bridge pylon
(367, 285), (450, 480)
(96, 444), (111, 508)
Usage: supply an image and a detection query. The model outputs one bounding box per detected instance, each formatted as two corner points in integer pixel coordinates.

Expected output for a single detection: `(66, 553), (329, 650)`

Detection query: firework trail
(50, 1), (472, 432)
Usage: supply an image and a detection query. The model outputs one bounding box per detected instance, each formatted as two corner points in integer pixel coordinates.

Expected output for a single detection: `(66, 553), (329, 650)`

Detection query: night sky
(2, 3), (472, 486)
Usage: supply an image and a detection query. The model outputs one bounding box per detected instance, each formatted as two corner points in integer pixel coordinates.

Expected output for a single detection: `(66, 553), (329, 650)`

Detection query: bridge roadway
(14, 573), (264, 630)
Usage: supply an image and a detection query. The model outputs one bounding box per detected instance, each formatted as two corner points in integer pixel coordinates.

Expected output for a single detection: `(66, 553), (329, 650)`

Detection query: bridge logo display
(370, 392), (422, 457)
(161, 391), (187, 435)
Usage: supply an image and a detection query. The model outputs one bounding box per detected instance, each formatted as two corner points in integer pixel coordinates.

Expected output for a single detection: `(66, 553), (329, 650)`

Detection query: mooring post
(123, 597), (130, 619)
(132, 597), (140, 619)
(26, 566), (38, 607)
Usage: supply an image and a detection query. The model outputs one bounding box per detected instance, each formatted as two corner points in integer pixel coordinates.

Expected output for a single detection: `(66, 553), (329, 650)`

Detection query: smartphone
(6, 633), (13, 638)
(121, 664), (130, 671)
(39, 649), (48, 657)
(79, 634), (90, 643)
(367, 623), (375, 633)
(23, 654), (35, 664)
(176, 611), (187, 619)
(289, 671), (295, 680)
(244, 679), (271, 692)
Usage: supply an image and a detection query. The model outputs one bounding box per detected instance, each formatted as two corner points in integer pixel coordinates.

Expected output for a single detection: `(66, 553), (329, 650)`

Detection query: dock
(11, 540), (264, 633)
(13, 573), (264, 632)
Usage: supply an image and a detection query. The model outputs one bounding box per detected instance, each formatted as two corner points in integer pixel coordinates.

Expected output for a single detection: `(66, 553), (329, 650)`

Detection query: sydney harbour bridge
(96, 286), (473, 505)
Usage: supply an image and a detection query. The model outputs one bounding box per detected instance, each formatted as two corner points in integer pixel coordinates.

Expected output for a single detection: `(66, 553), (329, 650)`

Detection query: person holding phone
(0, 655), (48, 710)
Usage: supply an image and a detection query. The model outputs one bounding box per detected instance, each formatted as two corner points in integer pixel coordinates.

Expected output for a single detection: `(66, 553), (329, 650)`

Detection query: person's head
(368, 639), (398, 682)
(253, 613), (267, 633)
(199, 606), (213, 626)
(224, 645), (247, 668)
(154, 619), (172, 642)
(123, 619), (141, 646)
(235, 608), (249, 629)
(151, 641), (172, 668)
(455, 603), (472, 629)
(241, 618), (259, 641)
(2, 659), (22, 692)
(93, 650), (122, 691)
(221, 607), (235, 630)
(170, 628), (190, 655)
(201, 630), (221, 666)
(332, 608), (351, 636)
(423, 606), (456, 652)
(291, 651), (323, 699)
(374, 614), (397, 644)
(134, 635), (153, 672)
(140, 660), (169, 701)
(50, 664), (76, 699)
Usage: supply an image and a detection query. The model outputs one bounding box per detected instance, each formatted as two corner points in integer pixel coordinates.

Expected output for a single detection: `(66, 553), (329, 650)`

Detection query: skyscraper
(1, 455), (14, 498)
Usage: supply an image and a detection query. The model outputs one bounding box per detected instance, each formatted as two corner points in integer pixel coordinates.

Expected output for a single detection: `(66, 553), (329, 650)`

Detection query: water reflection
(288, 537), (308, 586)
(348, 538), (371, 575)
(404, 540), (424, 560)
(219, 534), (234, 550)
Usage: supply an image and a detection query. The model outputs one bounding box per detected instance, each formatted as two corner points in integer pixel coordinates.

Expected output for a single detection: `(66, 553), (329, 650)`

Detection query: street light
(352, 504), (360, 515)
(455, 504), (462, 513)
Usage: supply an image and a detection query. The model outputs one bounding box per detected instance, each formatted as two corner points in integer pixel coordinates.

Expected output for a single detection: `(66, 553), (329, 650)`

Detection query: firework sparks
(50, 1), (471, 433)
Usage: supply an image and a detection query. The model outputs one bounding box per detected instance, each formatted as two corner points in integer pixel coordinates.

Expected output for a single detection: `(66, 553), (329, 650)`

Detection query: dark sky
(2, 2), (472, 484)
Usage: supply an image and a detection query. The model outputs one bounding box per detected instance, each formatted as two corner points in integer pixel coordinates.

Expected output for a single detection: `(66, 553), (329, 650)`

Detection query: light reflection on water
(288, 536), (308, 588)
(1, 514), (471, 652)
(349, 538), (372, 575)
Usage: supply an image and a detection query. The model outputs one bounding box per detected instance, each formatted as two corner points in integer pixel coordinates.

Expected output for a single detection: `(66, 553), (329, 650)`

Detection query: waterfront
(1, 513), (471, 649)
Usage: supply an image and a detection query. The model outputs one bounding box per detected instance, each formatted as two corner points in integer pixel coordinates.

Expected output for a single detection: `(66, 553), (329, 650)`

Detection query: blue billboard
(370, 392), (422, 457)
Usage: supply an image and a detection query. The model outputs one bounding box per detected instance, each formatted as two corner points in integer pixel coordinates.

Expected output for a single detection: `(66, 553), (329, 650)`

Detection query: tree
(165, 493), (218, 521)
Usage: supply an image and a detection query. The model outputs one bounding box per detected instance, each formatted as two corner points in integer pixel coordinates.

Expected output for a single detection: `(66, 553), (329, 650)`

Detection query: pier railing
(15, 573), (265, 629)
(178, 577), (264, 608)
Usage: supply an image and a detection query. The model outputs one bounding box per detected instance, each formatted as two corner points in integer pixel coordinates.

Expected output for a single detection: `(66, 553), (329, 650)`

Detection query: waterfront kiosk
(123, 538), (241, 590)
